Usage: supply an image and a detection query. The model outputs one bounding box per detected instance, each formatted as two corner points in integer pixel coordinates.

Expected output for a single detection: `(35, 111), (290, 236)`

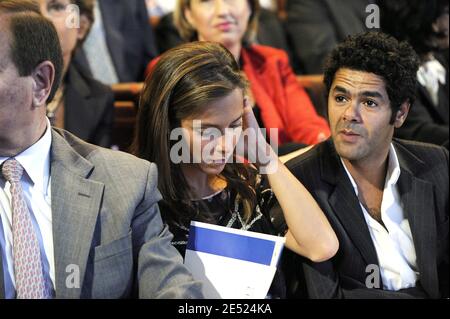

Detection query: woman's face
(40, 0), (78, 58)
(39, 0), (91, 71)
(181, 88), (244, 177)
(184, 0), (251, 49)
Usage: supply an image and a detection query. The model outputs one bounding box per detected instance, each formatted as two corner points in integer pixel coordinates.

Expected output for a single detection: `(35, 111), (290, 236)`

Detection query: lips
(339, 129), (361, 143)
(215, 22), (233, 31)
(205, 156), (227, 164)
(206, 159), (227, 167)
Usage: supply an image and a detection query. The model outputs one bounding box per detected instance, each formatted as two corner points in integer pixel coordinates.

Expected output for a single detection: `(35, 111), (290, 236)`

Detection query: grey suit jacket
(0, 129), (203, 299)
(281, 139), (448, 298)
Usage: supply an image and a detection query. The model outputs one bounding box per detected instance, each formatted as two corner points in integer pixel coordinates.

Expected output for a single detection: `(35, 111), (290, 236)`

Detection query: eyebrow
(333, 86), (350, 95)
(333, 86), (383, 99)
(360, 91), (383, 99)
(201, 113), (243, 129)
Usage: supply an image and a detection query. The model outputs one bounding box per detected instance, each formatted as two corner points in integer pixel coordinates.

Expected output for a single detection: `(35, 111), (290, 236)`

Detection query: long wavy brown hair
(131, 41), (258, 227)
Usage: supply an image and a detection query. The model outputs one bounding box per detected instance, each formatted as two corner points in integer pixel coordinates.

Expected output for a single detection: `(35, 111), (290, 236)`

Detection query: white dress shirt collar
(0, 118), (52, 195)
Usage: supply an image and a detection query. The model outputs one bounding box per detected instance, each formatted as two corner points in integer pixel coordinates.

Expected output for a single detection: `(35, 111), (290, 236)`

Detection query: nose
(342, 101), (361, 123)
(215, 0), (232, 16)
(215, 135), (230, 155)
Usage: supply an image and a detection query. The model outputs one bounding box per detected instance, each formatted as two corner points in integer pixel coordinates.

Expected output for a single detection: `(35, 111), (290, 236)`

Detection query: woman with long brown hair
(133, 41), (338, 298)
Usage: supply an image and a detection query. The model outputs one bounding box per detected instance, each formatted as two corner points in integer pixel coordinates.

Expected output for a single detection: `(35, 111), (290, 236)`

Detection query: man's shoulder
(282, 141), (340, 190)
(51, 128), (154, 178)
(394, 138), (447, 152)
(394, 138), (449, 168)
(286, 140), (332, 171)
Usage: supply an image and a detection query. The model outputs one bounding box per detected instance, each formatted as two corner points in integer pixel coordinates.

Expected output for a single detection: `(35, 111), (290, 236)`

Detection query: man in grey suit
(0, 0), (202, 299)
(280, 32), (449, 298)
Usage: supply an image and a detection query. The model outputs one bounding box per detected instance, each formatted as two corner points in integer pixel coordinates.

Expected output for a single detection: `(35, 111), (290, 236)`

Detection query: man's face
(328, 68), (398, 164)
(0, 16), (34, 137)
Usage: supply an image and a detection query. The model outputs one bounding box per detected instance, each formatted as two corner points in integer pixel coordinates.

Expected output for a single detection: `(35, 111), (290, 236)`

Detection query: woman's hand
(241, 97), (278, 174)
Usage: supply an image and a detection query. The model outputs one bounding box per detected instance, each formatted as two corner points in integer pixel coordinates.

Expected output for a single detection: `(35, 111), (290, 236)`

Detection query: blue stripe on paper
(186, 225), (275, 266)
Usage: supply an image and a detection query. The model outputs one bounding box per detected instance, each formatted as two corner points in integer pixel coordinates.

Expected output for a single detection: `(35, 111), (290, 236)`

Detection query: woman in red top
(146, 0), (330, 147)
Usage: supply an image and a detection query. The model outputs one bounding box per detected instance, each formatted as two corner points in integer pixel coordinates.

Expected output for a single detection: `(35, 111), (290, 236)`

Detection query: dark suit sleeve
(132, 163), (203, 299)
(300, 259), (427, 298)
(286, 0), (338, 74)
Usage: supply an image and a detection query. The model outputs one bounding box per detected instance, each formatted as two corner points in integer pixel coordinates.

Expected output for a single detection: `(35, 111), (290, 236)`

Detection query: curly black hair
(323, 32), (420, 124)
(378, 0), (448, 55)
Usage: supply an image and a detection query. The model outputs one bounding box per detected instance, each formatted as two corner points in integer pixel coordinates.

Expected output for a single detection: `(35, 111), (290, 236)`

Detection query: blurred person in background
(74, 0), (158, 84)
(39, 0), (114, 148)
(285, 0), (374, 74)
(379, 0), (449, 148)
(152, 0), (293, 66)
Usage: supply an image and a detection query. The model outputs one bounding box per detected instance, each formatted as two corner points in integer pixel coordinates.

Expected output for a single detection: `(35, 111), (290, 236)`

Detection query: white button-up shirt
(0, 120), (54, 298)
(341, 144), (419, 291)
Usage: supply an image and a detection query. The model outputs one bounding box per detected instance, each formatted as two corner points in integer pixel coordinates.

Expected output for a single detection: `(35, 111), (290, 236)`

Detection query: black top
(162, 178), (287, 299)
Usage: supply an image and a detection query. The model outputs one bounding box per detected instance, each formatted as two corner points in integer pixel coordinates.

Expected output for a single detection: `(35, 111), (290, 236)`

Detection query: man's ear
(393, 101), (410, 128)
(31, 61), (55, 108)
(77, 15), (91, 41)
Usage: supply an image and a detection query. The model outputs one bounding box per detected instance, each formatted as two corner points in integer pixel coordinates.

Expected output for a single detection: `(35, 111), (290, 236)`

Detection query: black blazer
(395, 55), (449, 147)
(281, 139), (449, 298)
(64, 61), (114, 148)
(73, 0), (158, 82)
